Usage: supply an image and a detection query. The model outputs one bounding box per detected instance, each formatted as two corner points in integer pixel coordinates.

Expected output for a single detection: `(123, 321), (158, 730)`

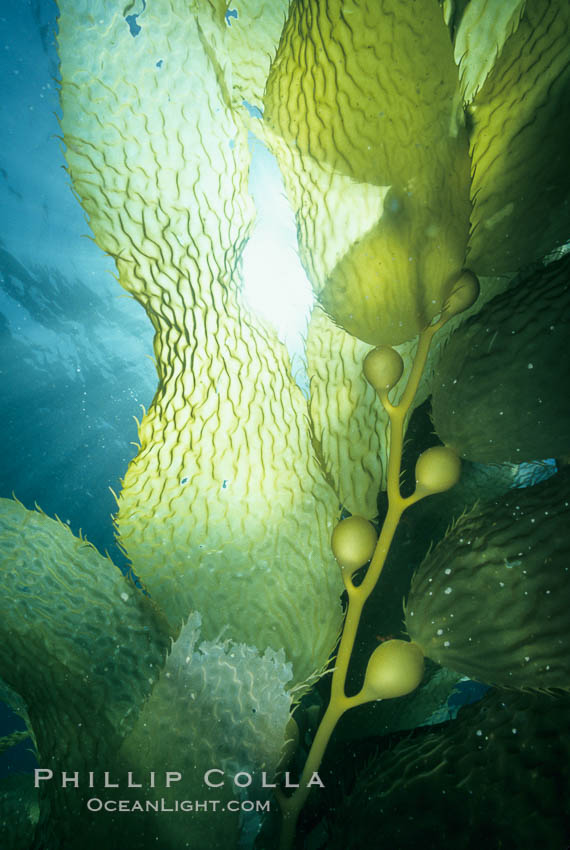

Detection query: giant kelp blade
(0, 499), (170, 848)
(431, 254), (570, 464)
(326, 689), (570, 849)
(453, 0), (527, 103)
(57, 0), (343, 682)
(265, 0), (463, 187)
(117, 613), (292, 849)
(467, 0), (570, 274)
(405, 469), (570, 691)
(264, 0), (471, 345)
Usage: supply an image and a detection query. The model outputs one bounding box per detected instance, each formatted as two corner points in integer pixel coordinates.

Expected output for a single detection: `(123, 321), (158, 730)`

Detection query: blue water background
(0, 0), (156, 774)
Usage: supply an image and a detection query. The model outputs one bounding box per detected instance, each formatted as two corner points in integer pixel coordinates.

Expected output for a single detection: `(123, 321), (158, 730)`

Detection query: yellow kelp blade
(453, 0), (527, 104)
(264, 0), (471, 345)
(303, 272), (506, 516)
(57, 0), (343, 683)
(305, 307), (438, 517)
(467, 0), (570, 274)
(305, 307), (386, 518)
(224, 0), (290, 112)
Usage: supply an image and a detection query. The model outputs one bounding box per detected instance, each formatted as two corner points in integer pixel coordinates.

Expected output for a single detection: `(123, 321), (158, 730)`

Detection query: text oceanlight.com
(86, 798), (271, 813)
